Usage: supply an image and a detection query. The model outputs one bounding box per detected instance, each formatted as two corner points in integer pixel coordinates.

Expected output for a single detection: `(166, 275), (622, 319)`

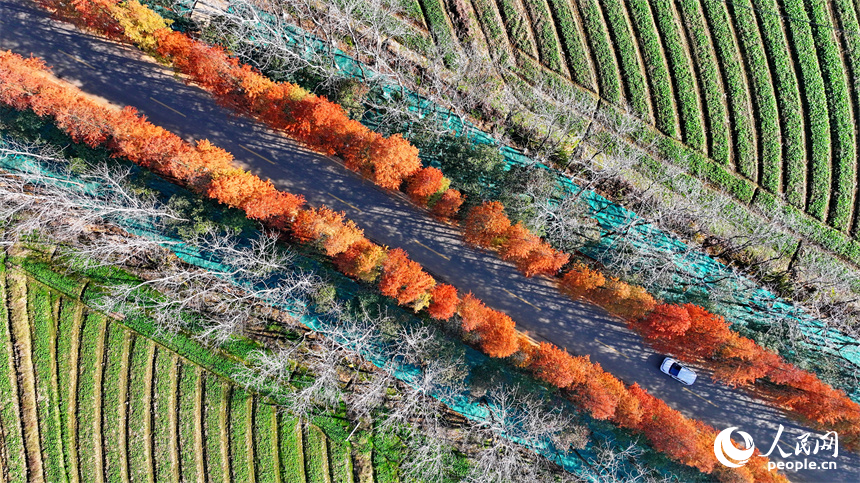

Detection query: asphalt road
(1, 1), (857, 480)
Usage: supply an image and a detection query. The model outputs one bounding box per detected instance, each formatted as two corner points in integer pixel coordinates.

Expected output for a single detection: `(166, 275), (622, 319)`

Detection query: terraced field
(0, 257), (384, 483)
(421, 0), (860, 236)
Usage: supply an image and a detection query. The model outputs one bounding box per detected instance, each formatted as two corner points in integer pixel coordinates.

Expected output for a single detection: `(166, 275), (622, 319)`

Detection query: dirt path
(7, 271), (45, 483)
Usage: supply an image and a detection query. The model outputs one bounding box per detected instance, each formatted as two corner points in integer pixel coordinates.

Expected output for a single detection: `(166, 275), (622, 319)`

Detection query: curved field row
(625, 0), (679, 138)
(648, 0), (705, 150)
(494, 0), (540, 56)
(726, 0), (781, 187)
(832, 0), (860, 235)
(546, 0), (597, 89)
(780, 0), (832, 221)
(597, 0), (652, 120)
(700, 0), (758, 178)
(573, 0), (622, 102)
(521, 0), (569, 75)
(0, 264), (391, 483)
(749, 0), (807, 204)
(676, 0), (731, 165)
(807, 0), (856, 231)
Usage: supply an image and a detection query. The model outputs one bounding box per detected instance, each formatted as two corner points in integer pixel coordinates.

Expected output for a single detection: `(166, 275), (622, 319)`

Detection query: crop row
(648, 0), (704, 150)
(626, 0), (678, 138)
(0, 263), (27, 481)
(77, 311), (105, 480)
(726, 0), (780, 186)
(750, 0), (806, 205)
(780, 0), (831, 221)
(598, 0), (651, 119)
(833, 0), (860, 235)
(471, 0), (512, 63)
(521, 0), (566, 73)
(572, 0), (621, 102)
(806, 0), (857, 231)
(495, 0), (538, 55)
(127, 335), (153, 482)
(29, 285), (66, 483)
(56, 298), (81, 481)
(103, 323), (127, 482)
(699, 0), (757, 177)
(545, 0), (595, 89)
(419, 0), (458, 51)
(675, 0), (730, 165)
(179, 362), (199, 482)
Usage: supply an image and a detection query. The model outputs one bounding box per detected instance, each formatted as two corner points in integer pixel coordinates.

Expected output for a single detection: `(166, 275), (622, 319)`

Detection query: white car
(660, 357), (697, 385)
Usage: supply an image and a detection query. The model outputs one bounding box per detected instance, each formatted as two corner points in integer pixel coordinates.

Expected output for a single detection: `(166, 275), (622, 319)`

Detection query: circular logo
(714, 427), (755, 468)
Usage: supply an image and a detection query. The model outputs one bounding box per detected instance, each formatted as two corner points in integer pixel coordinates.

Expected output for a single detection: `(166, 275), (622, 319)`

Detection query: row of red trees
(0, 49), (786, 481)
(465, 199), (860, 448)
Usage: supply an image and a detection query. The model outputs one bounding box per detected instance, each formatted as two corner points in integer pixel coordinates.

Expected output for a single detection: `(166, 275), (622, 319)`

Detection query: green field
(412, 0), (860, 238)
(0, 256), (396, 483)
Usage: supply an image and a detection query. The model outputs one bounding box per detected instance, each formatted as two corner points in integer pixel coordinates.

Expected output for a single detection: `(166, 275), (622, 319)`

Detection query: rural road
(1, 1), (857, 480)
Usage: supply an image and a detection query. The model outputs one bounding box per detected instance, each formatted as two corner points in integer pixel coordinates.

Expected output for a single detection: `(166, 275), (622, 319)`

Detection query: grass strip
(27, 283), (66, 483)
(278, 415), (306, 483)
(700, 0), (756, 175)
(546, 0), (595, 88)
(727, 0), (781, 186)
(779, 0), (831, 220)
(495, 0), (539, 54)
(651, 0), (706, 150)
(254, 401), (280, 483)
(626, 0), (678, 138)
(806, 0), (856, 231)
(229, 387), (252, 483)
(304, 424), (332, 483)
(599, 0), (651, 119)
(0, 261), (28, 482)
(152, 348), (174, 482)
(126, 336), (151, 482)
(522, 0), (566, 73)
(178, 361), (199, 483)
(203, 374), (227, 483)
(833, 0), (860, 235)
(676, 0), (731, 164)
(102, 323), (127, 483)
(7, 272), (47, 482)
(56, 297), (82, 483)
(572, 0), (621, 102)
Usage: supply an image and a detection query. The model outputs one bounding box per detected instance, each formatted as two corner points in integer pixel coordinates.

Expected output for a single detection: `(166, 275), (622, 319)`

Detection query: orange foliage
(406, 167), (445, 205)
(629, 384), (705, 471)
(456, 293), (518, 357)
(365, 133), (421, 189)
(291, 207), (364, 256)
(428, 284), (460, 320)
(637, 303), (693, 341)
(528, 342), (589, 388)
(712, 335), (780, 387)
(463, 201), (511, 248)
(558, 263), (605, 299)
(334, 239), (386, 282)
(431, 188), (464, 219)
(378, 248), (435, 306)
(612, 285), (657, 319)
